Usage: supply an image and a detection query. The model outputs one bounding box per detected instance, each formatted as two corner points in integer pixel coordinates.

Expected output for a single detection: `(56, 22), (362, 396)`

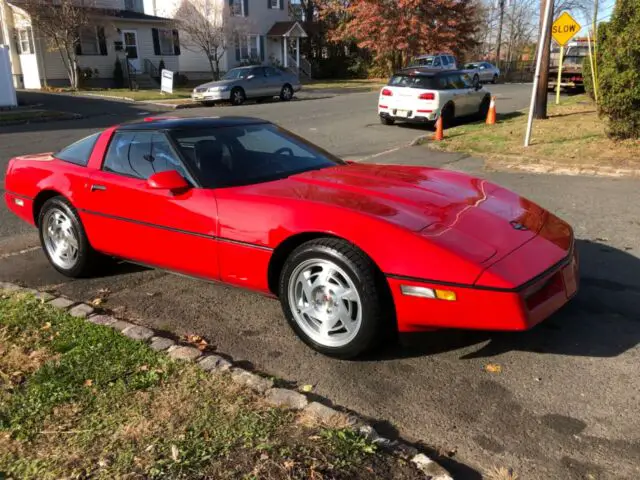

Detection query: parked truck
(548, 39), (590, 92)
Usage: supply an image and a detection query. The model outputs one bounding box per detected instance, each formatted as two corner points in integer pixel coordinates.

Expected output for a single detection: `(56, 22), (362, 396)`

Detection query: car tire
(473, 74), (480, 87)
(380, 116), (395, 126)
(38, 196), (104, 278)
(492, 74), (498, 84)
(279, 238), (386, 359)
(478, 95), (491, 120)
(230, 87), (245, 106)
(280, 84), (294, 101)
(440, 103), (454, 129)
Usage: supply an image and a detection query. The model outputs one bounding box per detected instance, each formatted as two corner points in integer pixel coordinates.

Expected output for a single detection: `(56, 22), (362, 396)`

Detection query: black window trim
(100, 129), (201, 187)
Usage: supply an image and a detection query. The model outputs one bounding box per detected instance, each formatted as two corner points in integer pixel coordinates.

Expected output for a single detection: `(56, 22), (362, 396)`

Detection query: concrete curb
(0, 282), (454, 480)
(0, 112), (84, 127)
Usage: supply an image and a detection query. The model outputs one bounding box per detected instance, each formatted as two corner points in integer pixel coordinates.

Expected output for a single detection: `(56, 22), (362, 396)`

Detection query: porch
(265, 21), (311, 79)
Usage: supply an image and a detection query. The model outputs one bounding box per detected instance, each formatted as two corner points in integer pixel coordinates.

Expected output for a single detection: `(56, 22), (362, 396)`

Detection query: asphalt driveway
(1, 85), (638, 480)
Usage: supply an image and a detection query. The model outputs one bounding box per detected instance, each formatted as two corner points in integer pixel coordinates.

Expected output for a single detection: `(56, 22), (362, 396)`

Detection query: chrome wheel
(288, 259), (362, 348)
(42, 207), (79, 270)
(281, 85), (293, 100)
(231, 88), (245, 105)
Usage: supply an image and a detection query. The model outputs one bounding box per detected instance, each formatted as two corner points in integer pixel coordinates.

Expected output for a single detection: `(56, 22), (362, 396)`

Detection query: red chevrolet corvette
(4, 116), (579, 358)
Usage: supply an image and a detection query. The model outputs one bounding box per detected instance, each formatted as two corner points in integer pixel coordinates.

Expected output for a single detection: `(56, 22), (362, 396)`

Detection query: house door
(121, 30), (140, 72)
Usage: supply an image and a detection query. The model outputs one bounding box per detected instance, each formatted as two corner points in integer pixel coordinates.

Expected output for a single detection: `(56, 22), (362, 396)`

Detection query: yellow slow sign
(552, 11), (581, 47)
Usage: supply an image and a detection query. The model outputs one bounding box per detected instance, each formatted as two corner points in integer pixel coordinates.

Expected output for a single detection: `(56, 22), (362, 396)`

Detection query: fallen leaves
(184, 334), (208, 351)
(484, 363), (502, 374)
(83, 379), (93, 387)
(171, 444), (180, 462)
(300, 384), (314, 393)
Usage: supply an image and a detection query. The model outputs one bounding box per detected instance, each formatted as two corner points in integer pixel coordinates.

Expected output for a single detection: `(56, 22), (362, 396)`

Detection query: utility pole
(495, 0), (506, 66)
(534, 0), (554, 119)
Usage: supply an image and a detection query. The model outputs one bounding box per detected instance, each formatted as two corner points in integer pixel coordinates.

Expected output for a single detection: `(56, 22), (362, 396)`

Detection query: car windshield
(222, 67), (253, 80)
(169, 123), (345, 188)
(388, 74), (438, 89)
(409, 56), (434, 67)
(465, 63), (479, 69)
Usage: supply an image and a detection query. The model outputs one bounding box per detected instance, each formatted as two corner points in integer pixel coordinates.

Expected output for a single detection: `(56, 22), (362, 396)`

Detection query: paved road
(2, 85), (638, 480)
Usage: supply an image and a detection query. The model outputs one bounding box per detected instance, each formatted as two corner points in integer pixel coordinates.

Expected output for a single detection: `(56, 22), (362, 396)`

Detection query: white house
(0, 0), (309, 90)
(143, 0), (309, 80)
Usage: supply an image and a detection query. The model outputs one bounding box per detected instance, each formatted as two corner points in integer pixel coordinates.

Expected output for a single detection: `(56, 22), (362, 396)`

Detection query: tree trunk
(207, 55), (216, 80)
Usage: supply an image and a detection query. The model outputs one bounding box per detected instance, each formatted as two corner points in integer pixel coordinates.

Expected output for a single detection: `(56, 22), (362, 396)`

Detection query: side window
(55, 132), (101, 166)
(433, 57), (441, 67)
(252, 67), (265, 77)
(437, 76), (452, 89)
(266, 66), (281, 76)
(150, 133), (191, 180)
(448, 74), (465, 89)
(459, 73), (474, 88)
(103, 132), (155, 179)
(441, 55), (449, 66)
(449, 56), (456, 67)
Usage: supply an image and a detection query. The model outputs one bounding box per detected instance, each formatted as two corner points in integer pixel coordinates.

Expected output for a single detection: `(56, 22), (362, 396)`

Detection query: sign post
(555, 46), (564, 105)
(160, 69), (174, 95)
(551, 11), (581, 105)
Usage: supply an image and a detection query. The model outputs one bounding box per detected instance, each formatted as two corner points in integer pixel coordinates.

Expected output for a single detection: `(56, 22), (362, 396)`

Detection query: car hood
(196, 79), (236, 89)
(245, 163), (550, 265)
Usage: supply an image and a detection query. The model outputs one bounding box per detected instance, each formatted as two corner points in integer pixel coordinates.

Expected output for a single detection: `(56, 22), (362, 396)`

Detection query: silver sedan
(463, 62), (501, 85)
(192, 65), (302, 106)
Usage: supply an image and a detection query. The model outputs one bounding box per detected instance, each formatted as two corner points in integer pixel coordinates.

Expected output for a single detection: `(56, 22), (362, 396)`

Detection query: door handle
(90, 184), (107, 191)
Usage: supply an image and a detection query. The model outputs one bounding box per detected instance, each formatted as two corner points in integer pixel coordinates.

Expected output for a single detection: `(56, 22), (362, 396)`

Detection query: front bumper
(191, 90), (231, 102)
(389, 248), (579, 333)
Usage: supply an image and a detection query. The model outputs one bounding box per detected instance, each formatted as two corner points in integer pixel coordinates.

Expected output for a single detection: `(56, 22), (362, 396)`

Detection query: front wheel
(230, 87), (245, 106)
(280, 84), (294, 101)
(473, 74), (480, 87)
(38, 196), (103, 278)
(492, 74), (498, 84)
(279, 238), (386, 359)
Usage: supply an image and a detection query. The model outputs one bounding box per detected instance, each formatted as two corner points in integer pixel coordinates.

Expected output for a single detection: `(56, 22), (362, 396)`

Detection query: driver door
(81, 130), (220, 280)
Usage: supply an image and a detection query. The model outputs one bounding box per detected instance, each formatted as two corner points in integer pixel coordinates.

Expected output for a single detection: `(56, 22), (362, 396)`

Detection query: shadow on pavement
(374, 239), (640, 361)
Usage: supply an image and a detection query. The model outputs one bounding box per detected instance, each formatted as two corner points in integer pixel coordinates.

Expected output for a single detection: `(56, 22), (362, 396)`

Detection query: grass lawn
(305, 79), (386, 91)
(76, 88), (193, 101)
(0, 109), (77, 125)
(0, 292), (423, 480)
(428, 94), (640, 172)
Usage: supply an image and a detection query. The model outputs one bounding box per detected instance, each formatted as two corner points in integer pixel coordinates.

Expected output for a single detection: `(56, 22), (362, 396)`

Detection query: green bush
(598, 0), (640, 139)
(582, 55), (594, 100)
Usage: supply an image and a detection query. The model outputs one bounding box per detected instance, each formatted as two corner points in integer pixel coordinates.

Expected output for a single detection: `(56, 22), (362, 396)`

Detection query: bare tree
(19, 0), (101, 89)
(174, 0), (248, 80)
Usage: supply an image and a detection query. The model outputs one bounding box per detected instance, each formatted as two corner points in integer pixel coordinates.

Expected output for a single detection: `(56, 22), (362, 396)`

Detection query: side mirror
(147, 170), (190, 192)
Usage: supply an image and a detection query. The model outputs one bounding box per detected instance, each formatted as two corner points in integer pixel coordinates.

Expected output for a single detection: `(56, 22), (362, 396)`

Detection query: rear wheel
(478, 95), (491, 120)
(440, 103), (454, 129)
(380, 116), (395, 126)
(473, 74), (480, 87)
(279, 238), (386, 359)
(38, 196), (103, 278)
(492, 74), (498, 84)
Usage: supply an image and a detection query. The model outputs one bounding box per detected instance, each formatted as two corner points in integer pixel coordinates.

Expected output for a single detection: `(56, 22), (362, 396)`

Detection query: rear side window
(441, 56), (449, 66)
(55, 132), (100, 166)
(388, 74), (438, 89)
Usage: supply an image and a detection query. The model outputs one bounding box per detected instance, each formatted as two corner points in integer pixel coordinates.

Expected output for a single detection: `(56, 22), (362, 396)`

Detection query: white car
(378, 69), (491, 128)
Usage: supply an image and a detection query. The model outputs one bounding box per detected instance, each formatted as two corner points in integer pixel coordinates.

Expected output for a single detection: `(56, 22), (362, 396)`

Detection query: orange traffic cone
(433, 115), (444, 141)
(486, 96), (497, 125)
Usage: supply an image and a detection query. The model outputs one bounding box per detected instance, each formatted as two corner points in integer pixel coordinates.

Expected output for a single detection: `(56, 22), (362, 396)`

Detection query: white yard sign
(161, 69), (174, 94)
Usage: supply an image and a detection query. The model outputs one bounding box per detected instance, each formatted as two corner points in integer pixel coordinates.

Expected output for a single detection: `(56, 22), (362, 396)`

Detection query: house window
(158, 29), (174, 55)
(124, 0), (143, 12)
(231, 0), (244, 16)
(270, 0), (280, 8)
(79, 27), (99, 55)
(16, 27), (34, 55)
(238, 35), (259, 60)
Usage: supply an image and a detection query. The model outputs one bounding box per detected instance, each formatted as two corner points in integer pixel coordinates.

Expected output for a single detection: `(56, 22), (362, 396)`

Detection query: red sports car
(4, 116), (579, 358)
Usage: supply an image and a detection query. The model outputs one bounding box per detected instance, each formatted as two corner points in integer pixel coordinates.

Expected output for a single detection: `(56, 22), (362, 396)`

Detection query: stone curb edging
(0, 282), (454, 480)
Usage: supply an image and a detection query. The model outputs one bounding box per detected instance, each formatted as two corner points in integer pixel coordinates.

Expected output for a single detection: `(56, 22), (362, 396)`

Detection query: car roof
(116, 116), (271, 131)
(393, 68), (466, 77)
